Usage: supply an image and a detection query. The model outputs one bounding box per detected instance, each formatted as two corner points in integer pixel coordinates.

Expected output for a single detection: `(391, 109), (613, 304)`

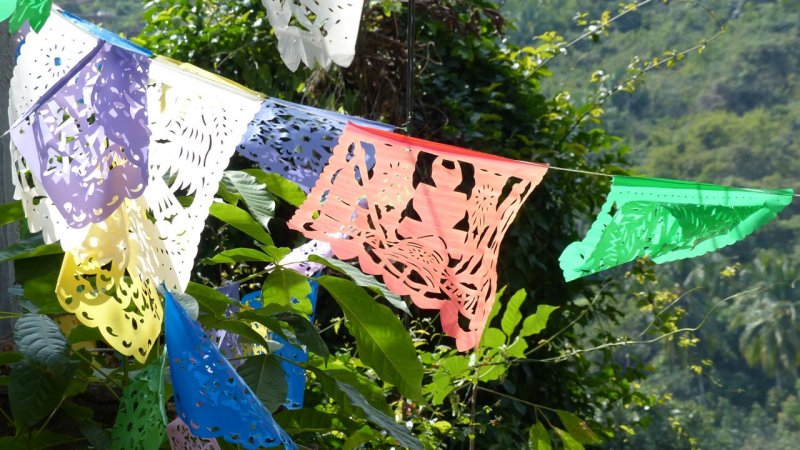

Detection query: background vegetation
(0, 0), (797, 448)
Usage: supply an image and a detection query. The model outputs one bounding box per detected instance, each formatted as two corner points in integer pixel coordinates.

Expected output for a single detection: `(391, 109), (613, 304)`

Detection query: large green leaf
(9, 360), (75, 430)
(237, 354), (288, 413)
(333, 379), (422, 450)
(185, 282), (236, 318)
(243, 169), (307, 207)
(501, 289), (527, 336)
(520, 305), (559, 338)
(317, 276), (422, 401)
(0, 234), (62, 263)
(529, 422), (553, 450)
(275, 409), (348, 433)
(275, 312), (330, 359)
(0, 200), (24, 227)
(263, 268), (313, 315)
(555, 410), (602, 445)
(14, 314), (69, 369)
(318, 358), (391, 414)
(15, 255), (62, 314)
(309, 255), (410, 314)
(553, 427), (585, 450)
(209, 202), (273, 245)
(205, 247), (276, 265)
(223, 170), (276, 229)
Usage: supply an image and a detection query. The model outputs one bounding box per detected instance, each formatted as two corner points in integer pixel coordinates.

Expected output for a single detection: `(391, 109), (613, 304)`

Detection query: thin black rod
(405, 0), (415, 136)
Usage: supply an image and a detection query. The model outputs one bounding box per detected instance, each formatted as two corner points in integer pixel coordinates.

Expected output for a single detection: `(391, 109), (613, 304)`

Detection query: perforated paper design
(236, 99), (393, 192)
(9, 10), (102, 249)
(110, 361), (167, 449)
(261, 0), (365, 71)
(288, 123), (549, 351)
(165, 291), (297, 450)
(277, 239), (333, 276)
(559, 177), (794, 281)
(167, 418), (221, 450)
(10, 42), (151, 228)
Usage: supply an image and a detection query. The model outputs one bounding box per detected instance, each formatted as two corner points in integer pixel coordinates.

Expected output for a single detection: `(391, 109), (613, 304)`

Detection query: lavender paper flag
(167, 418), (221, 450)
(10, 42), (151, 228)
(236, 98), (394, 192)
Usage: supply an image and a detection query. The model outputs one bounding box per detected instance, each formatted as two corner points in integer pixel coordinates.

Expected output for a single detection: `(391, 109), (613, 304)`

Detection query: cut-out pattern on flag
(109, 359), (167, 449)
(165, 290), (297, 450)
(236, 98), (393, 192)
(261, 0), (365, 71)
(559, 177), (794, 281)
(9, 9), (106, 249)
(167, 418), (221, 450)
(2, 0), (52, 33)
(288, 123), (548, 351)
(10, 41), (151, 228)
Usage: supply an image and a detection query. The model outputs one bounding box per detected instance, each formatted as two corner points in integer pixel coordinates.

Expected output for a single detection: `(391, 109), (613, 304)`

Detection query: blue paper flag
(57, 8), (153, 57)
(241, 278), (319, 410)
(165, 290), (297, 450)
(236, 98), (395, 192)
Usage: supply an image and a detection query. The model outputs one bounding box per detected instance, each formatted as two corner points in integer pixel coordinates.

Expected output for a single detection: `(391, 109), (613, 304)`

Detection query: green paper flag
(109, 357), (167, 450)
(560, 177), (794, 281)
(5, 0), (52, 33)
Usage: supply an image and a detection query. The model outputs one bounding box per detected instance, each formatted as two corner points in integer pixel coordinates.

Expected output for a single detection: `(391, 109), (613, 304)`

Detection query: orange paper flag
(288, 123), (548, 350)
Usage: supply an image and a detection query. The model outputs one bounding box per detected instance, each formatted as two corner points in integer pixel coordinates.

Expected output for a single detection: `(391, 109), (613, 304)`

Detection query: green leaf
(64, 403), (110, 450)
(171, 291), (200, 321)
(14, 314), (69, 369)
(309, 255), (410, 315)
(501, 289), (527, 336)
(237, 354), (288, 413)
(529, 422), (552, 450)
(318, 276), (423, 401)
(263, 268), (313, 315)
(67, 325), (103, 345)
(9, 360), (75, 429)
(520, 305), (559, 338)
(0, 432), (77, 450)
(206, 247), (276, 265)
(506, 336), (528, 358)
(344, 426), (378, 450)
(0, 352), (23, 365)
(243, 169), (307, 207)
(555, 410), (602, 445)
(480, 327), (506, 349)
(275, 312), (330, 359)
(203, 318), (272, 349)
(15, 256), (62, 314)
(185, 282), (236, 318)
(319, 358), (392, 414)
(0, 200), (24, 227)
(553, 427), (585, 450)
(333, 378), (421, 450)
(209, 202), (273, 245)
(275, 409), (347, 433)
(0, 234), (62, 263)
(487, 285), (508, 325)
(223, 170), (276, 229)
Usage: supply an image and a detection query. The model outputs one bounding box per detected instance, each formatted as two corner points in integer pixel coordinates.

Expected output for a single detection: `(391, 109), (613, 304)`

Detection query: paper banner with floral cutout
(8, 8), (111, 249)
(110, 358), (168, 449)
(1, 0), (52, 33)
(288, 123), (549, 351)
(165, 290), (297, 450)
(237, 98), (394, 192)
(261, 0), (365, 71)
(167, 418), (221, 450)
(559, 177), (794, 281)
(10, 40), (151, 228)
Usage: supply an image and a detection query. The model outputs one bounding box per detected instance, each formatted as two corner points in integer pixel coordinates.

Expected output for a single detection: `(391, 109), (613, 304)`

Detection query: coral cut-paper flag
(261, 0), (365, 71)
(288, 123), (548, 351)
(165, 290), (297, 450)
(559, 176), (794, 281)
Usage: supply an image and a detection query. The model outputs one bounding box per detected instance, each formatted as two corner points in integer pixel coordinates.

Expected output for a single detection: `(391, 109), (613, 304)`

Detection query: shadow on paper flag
(236, 98), (394, 192)
(165, 290), (297, 450)
(559, 176), (794, 281)
(241, 278), (319, 410)
(288, 123), (549, 351)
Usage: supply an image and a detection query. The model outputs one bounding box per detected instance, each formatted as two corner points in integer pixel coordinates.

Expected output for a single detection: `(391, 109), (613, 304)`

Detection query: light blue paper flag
(241, 279), (319, 410)
(165, 290), (297, 450)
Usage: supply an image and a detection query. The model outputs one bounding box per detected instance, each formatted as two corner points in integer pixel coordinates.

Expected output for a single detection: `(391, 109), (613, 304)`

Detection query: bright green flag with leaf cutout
(109, 356), (167, 449)
(560, 176), (794, 281)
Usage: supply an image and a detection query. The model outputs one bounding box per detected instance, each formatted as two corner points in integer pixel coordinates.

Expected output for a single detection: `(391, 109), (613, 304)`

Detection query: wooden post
(0, 23), (21, 342)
